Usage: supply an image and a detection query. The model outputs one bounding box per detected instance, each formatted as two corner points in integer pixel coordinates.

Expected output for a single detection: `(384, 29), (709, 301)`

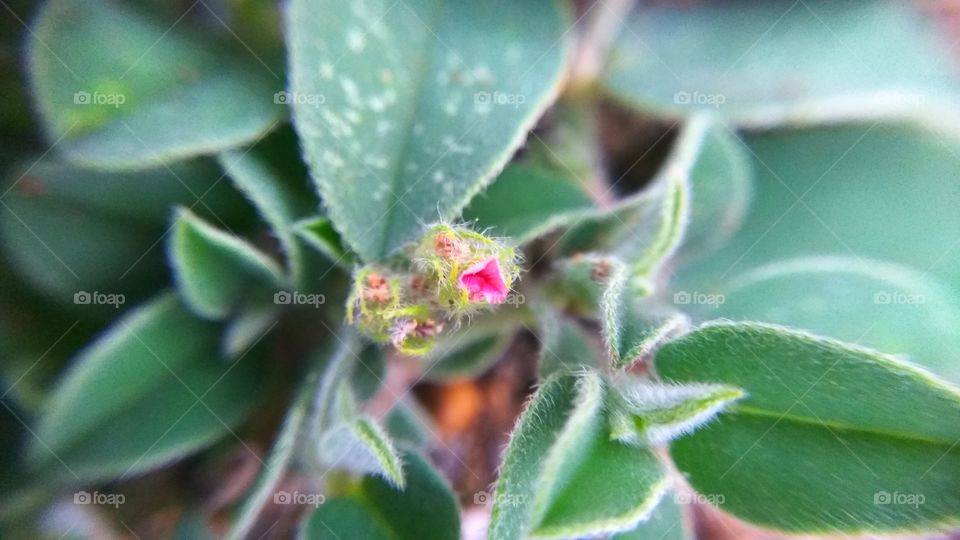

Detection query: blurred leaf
(350, 342), (385, 401)
(311, 335), (404, 488)
(423, 321), (512, 381)
(285, 0), (571, 261)
(607, 378), (744, 446)
(463, 164), (596, 244)
(219, 131), (317, 284)
(656, 321), (960, 533)
(385, 399), (434, 449)
(227, 361), (321, 540)
(220, 303), (279, 358)
(170, 207), (285, 320)
(0, 158), (245, 303)
(490, 372), (669, 539)
(602, 0), (960, 127)
(600, 257), (688, 370)
(710, 256), (960, 383)
(30, 293), (260, 481)
(300, 448), (459, 540)
(536, 305), (601, 378)
(676, 120), (752, 261)
(293, 216), (356, 269)
(28, 0), (281, 169)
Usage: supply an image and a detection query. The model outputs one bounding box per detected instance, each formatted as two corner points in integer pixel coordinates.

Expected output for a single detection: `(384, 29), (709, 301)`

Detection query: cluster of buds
(347, 224), (520, 355)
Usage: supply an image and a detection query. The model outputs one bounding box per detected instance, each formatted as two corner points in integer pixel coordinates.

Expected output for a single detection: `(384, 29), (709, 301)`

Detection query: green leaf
(423, 321), (512, 381)
(656, 321), (960, 534)
(463, 164), (596, 244)
(169, 207), (285, 320)
(218, 131), (318, 285)
(536, 304), (601, 377)
(285, 0), (571, 261)
(293, 216), (356, 269)
(612, 491), (690, 540)
(350, 342), (386, 401)
(607, 378), (744, 446)
(600, 258), (689, 370)
(311, 336), (404, 488)
(226, 362), (319, 540)
(676, 119), (752, 261)
(28, 0), (281, 169)
(710, 256), (960, 383)
(30, 293), (260, 481)
(601, 0), (960, 127)
(490, 373), (670, 539)
(0, 158), (245, 302)
(300, 448), (460, 540)
(221, 303), (279, 358)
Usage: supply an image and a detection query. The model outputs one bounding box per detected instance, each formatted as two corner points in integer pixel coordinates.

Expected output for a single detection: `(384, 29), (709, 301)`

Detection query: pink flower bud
(458, 256), (509, 304)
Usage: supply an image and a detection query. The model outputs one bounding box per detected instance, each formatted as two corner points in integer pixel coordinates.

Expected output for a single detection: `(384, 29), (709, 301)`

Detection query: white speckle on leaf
(473, 64), (495, 85)
(340, 77), (363, 108)
(442, 136), (473, 155)
(368, 96), (386, 112)
(367, 155), (389, 169)
(319, 62), (335, 80)
(322, 150), (344, 169)
(443, 95), (460, 116)
(376, 120), (392, 134)
(347, 28), (366, 53)
(344, 109), (363, 125)
(321, 110), (353, 137)
(432, 171), (445, 184)
(475, 101), (493, 116)
(383, 89), (397, 105)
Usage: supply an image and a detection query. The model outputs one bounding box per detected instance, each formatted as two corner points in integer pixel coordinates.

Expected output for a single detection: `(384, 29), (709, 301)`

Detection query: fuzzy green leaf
(220, 303), (279, 358)
(28, 0), (281, 169)
(29, 293), (260, 481)
(300, 448), (460, 540)
(463, 164), (596, 244)
(490, 373), (670, 539)
(169, 207), (285, 320)
(536, 305), (601, 377)
(612, 491), (690, 540)
(656, 321), (960, 534)
(608, 378), (744, 446)
(311, 336), (404, 488)
(285, 0), (571, 261)
(600, 258), (689, 370)
(423, 321), (512, 381)
(602, 0), (960, 127)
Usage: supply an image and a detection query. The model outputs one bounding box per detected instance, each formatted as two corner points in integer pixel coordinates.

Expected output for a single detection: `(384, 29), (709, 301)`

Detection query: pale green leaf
(30, 293), (260, 481)
(28, 0), (281, 169)
(285, 0), (571, 261)
(463, 164), (596, 244)
(656, 321), (960, 534)
(536, 304), (601, 377)
(602, 0), (960, 128)
(293, 216), (356, 269)
(169, 207), (285, 320)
